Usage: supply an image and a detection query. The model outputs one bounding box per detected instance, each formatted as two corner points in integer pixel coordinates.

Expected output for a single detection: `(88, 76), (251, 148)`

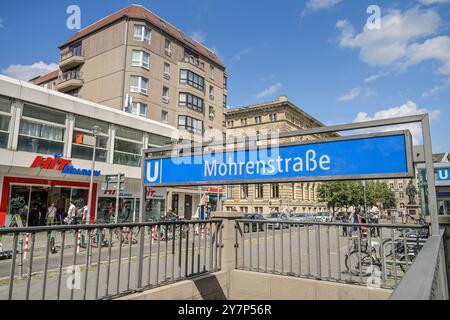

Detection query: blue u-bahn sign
(144, 131), (413, 187)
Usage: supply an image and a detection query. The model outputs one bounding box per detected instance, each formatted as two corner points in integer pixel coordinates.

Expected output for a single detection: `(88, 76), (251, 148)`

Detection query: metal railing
(60, 46), (84, 61)
(0, 219), (222, 300)
(390, 228), (449, 300)
(235, 219), (429, 289)
(58, 70), (83, 83)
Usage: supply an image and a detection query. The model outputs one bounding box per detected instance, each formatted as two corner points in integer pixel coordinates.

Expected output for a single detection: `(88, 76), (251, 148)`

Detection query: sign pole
(115, 172), (120, 224)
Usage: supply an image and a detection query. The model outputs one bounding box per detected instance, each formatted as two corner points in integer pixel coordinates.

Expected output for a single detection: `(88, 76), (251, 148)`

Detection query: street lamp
(86, 125), (102, 225)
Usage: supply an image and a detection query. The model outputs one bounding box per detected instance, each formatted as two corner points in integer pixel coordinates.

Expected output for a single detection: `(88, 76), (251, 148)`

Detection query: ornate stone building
(222, 96), (337, 215)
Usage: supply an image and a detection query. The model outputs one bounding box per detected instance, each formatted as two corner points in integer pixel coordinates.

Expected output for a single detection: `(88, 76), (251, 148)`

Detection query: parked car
(314, 212), (332, 223)
(290, 213), (313, 226)
(243, 213), (265, 233)
(266, 212), (289, 229)
(335, 212), (350, 222)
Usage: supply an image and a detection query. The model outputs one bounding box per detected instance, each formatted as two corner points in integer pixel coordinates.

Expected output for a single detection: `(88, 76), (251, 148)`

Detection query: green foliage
(317, 181), (396, 212)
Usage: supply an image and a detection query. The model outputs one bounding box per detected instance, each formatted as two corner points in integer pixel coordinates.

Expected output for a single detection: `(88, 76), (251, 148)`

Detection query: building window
(240, 185), (249, 199)
(223, 94), (227, 108)
(210, 65), (215, 79)
(227, 120), (234, 128)
(398, 182), (404, 189)
(209, 85), (214, 99)
(133, 25), (151, 43)
(390, 183), (394, 189)
(270, 114), (277, 122)
(240, 207), (248, 213)
(179, 92), (204, 113)
(18, 103), (66, 155)
(165, 39), (172, 56)
(0, 96), (11, 149)
(224, 75), (228, 89)
(255, 184), (264, 199)
(254, 207), (263, 214)
(72, 115), (109, 162)
(255, 116), (262, 124)
(226, 186), (234, 199)
(209, 106), (215, 121)
(130, 76), (148, 95)
(113, 126), (143, 167)
(162, 86), (170, 103)
(161, 111), (168, 123)
(131, 50), (150, 69)
(400, 203), (405, 209)
(163, 63), (170, 78)
(271, 184), (280, 198)
(178, 115), (203, 135)
(130, 102), (147, 117)
(399, 192), (404, 199)
(241, 118), (247, 126)
(180, 69), (204, 91)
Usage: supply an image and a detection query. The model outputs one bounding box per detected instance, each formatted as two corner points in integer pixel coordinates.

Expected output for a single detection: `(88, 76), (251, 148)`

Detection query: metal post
(87, 126), (101, 225)
(136, 153), (146, 288)
(421, 115), (439, 235)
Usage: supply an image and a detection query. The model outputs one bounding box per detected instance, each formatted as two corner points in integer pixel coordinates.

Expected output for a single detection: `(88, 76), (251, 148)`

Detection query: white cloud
(406, 35), (450, 75)
(255, 83), (282, 99)
(337, 87), (360, 102)
(419, 0), (450, 5)
(353, 101), (440, 143)
(422, 77), (450, 97)
(190, 31), (207, 44)
(1, 61), (58, 81)
(336, 7), (441, 67)
(231, 47), (252, 63)
(306, 0), (342, 11)
(364, 71), (389, 83)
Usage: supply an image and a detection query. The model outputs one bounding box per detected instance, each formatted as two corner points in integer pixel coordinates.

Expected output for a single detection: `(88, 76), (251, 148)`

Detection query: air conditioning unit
(163, 97), (169, 104)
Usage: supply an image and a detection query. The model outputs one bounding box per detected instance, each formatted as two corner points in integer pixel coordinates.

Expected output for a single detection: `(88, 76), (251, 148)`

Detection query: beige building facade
(222, 96), (337, 215)
(31, 4), (227, 138)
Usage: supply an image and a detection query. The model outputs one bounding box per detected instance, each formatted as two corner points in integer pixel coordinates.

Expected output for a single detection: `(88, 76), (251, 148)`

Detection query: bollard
(23, 233), (29, 260)
(76, 230), (81, 254)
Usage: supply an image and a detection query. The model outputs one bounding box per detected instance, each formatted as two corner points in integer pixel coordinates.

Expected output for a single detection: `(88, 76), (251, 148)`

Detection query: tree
(365, 181), (396, 209)
(318, 181), (395, 212)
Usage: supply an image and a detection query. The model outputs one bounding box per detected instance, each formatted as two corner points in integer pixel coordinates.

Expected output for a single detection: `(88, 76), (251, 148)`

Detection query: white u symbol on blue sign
(146, 161), (160, 183)
(438, 169), (448, 180)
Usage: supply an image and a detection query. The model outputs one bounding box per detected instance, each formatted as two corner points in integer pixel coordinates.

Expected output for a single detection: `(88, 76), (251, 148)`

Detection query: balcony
(184, 52), (205, 71)
(59, 46), (85, 71)
(57, 70), (83, 93)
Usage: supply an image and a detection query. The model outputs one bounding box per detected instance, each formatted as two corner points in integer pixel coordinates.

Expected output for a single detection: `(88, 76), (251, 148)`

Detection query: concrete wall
(229, 270), (392, 300)
(117, 271), (228, 300)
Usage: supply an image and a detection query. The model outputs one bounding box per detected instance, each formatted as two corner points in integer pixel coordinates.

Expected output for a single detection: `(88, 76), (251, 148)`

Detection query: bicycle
(345, 229), (425, 277)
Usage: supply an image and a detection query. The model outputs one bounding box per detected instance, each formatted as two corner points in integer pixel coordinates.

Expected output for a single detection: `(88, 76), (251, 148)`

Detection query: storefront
(97, 187), (166, 222)
(1, 176), (96, 227)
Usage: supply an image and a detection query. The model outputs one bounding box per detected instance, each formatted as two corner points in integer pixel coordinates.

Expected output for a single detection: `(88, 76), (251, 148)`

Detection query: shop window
(113, 126), (143, 167)
(72, 115), (109, 162)
(18, 103), (65, 155)
(0, 96), (11, 149)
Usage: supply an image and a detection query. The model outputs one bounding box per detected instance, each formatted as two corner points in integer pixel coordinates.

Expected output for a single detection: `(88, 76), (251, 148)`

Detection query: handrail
(0, 219), (223, 234)
(390, 228), (448, 300)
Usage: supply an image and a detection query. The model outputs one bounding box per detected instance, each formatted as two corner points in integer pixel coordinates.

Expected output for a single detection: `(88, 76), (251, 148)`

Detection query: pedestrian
(80, 204), (89, 224)
(66, 200), (78, 225)
(46, 203), (57, 225)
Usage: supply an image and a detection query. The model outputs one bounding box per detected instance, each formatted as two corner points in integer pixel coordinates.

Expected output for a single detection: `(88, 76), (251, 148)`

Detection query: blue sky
(0, 0), (449, 152)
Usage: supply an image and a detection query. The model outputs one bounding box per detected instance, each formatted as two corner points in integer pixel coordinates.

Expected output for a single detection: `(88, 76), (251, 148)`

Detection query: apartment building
(31, 4), (228, 137)
(222, 96), (338, 215)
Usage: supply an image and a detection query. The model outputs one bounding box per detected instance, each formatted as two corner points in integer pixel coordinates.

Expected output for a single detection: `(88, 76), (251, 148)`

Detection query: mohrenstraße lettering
(204, 150), (330, 177)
